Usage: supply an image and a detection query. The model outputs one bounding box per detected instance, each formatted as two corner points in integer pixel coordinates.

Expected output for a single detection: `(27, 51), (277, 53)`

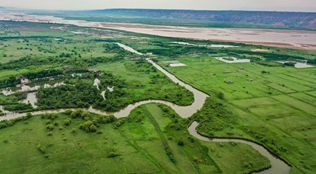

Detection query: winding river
(189, 122), (291, 174)
(0, 43), (290, 174)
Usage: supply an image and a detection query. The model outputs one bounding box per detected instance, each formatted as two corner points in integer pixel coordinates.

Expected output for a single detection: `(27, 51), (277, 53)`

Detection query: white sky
(0, 0), (315, 12)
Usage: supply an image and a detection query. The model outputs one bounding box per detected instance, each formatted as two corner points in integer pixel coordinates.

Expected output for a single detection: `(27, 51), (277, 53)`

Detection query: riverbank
(1, 12), (316, 50)
(1, 43), (292, 174)
(189, 121), (291, 174)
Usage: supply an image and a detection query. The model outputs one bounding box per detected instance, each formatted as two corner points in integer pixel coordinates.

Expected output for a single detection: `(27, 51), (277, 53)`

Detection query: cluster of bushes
(23, 69), (63, 80)
(37, 81), (103, 109)
(65, 109), (116, 133)
(192, 97), (237, 137)
(0, 113), (32, 130)
(3, 103), (33, 112)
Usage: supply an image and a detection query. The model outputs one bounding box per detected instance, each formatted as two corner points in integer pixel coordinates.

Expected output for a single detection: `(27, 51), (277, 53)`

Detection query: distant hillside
(77, 9), (316, 29)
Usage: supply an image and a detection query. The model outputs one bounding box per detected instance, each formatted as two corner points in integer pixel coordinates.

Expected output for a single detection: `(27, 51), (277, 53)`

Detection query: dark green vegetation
(36, 61), (193, 112)
(0, 21), (193, 112)
(1, 21), (316, 173)
(0, 104), (270, 173)
(34, 9), (316, 30)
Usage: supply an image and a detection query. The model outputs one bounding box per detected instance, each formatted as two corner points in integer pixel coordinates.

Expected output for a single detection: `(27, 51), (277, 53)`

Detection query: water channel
(189, 122), (291, 174)
(0, 43), (291, 174)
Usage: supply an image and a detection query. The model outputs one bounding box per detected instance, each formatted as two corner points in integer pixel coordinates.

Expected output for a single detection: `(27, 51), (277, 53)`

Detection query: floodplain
(0, 20), (316, 174)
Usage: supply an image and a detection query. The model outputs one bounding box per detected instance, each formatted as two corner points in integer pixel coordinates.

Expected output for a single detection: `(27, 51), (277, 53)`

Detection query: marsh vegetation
(0, 21), (316, 174)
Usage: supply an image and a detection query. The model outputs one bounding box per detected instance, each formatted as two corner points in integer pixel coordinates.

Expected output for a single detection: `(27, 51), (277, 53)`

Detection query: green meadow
(162, 56), (316, 173)
(1, 20), (316, 174)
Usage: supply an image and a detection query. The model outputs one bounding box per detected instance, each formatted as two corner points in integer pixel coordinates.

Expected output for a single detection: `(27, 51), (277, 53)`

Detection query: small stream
(0, 43), (291, 174)
(188, 122), (291, 174)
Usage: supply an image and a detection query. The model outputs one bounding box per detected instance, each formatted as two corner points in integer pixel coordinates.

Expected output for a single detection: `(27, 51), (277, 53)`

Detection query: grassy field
(0, 104), (270, 173)
(1, 20), (316, 174)
(161, 56), (316, 173)
(201, 141), (270, 174)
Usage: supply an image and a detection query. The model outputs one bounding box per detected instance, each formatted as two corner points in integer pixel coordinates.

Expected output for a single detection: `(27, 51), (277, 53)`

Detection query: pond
(215, 57), (251, 63)
(20, 92), (38, 108)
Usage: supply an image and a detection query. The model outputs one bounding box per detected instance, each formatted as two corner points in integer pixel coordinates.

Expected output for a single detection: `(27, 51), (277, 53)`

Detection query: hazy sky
(0, 0), (315, 12)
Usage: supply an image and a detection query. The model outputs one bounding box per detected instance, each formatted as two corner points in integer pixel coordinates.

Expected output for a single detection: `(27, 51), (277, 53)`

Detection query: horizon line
(1, 6), (316, 13)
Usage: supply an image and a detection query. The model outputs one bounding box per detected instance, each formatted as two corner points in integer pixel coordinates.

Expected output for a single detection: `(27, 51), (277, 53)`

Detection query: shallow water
(20, 92), (38, 108)
(93, 78), (100, 90)
(107, 86), (114, 92)
(295, 63), (314, 69)
(215, 57), (251, 63)
(1, 12), (316, 49)
(1, 44), (208, 119)
(1, 82), (66, 96)
(169, 63), (187, 67)
(101, 90), (106, 100)
(116, 43), (144, 55)
(188, 122), (291, 174)
(0, 44), (291, 174)
(172, 41), (239, 48)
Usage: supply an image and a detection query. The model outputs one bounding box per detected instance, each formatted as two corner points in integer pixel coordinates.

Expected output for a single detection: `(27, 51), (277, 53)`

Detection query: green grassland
(161, 56), (316, 173)
(1, 20), (316, 174)
(0, 104), (270, 173)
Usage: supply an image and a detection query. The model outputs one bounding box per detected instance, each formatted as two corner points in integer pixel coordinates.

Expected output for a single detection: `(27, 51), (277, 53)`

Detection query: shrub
(64, 109), (73, 115)
(216, 92), (225, 100)
(108, 152), (119, 158)
(26, 112), (32, 118)
(80, 120), (98, 132)
(64, 118), (71, 126)
(177, 139), (184, 146)
(46, 124), (54, 130)
(70, 109), (84, 118)
(37, 144), (45, 153)
(115, 119), (125, 128)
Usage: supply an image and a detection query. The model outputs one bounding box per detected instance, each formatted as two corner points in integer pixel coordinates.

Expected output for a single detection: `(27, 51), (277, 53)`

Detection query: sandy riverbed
(1, 12), (316, 50)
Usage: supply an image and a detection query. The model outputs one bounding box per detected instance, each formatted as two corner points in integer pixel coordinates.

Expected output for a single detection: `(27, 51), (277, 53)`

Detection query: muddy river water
(0, 12), (316, 50)
(189, 122), (291, 174)
(0, 43), (291, 173)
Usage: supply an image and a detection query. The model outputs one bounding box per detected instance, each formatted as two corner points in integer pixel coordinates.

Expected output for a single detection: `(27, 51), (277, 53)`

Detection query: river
(189, 122), (291, 174)
(0, 43), (291, 174)
(1, 12), (316, 50)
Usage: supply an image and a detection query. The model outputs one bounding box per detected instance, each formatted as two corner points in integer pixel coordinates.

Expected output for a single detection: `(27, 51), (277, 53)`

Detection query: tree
(216, 92), (225, 100)
(177, 139), (184, 146)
